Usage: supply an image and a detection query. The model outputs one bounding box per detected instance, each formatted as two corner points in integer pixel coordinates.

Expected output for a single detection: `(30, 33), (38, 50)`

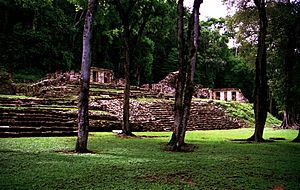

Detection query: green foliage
(0, 129), (299, 189)
(13, 68), (44, 82)
(132, 36), (155, 85)
(227, 1), (300, 115)
(195, 18), (254, 101)
(216, 101), (281, 127)
(266, 1), (300, 113)
(0, 0), (79, 76)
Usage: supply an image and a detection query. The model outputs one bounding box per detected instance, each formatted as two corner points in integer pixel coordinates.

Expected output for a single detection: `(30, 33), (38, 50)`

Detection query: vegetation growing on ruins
(216, 101), (281, 127)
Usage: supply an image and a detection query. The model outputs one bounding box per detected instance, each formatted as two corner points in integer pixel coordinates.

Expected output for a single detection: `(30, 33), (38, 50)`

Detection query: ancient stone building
(90, 67), (114, 84)
(142, 71), (248, 103)
(209, 88), (248, 103)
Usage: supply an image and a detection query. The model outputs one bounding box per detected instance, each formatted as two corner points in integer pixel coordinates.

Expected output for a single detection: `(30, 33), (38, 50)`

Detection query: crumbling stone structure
(210, 88), (248, 103)
(142, 71), (248, 103)
(90, 67), (114, 84)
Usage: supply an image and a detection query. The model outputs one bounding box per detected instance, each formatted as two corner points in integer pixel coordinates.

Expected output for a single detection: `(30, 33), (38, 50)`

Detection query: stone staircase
(0, 107), (77, 137)
(0, 94), (249, 137)
(33, 82), (162, 99)
(91, 98), (248, 132)
(0, 97), (120, 137)
(129, 100), (248, 131)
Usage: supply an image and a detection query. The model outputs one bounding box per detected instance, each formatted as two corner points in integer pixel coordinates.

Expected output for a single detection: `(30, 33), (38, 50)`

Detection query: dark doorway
(93, 71), (97, 82)
(232, 91), (236, 101)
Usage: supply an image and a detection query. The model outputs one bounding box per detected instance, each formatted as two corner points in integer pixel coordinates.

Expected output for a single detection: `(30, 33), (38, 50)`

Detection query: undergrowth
(215, 101), (281, 127)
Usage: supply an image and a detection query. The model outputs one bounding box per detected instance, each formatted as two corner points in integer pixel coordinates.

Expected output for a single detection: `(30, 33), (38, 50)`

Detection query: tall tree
(168, 0), (202, 151)
(111, 0), (162, 136)
(225, 0), (269, 141)
(247, 0), (268, 142)
(273, 1), (300, 130)
(75, 0), (97, 153)
(227, 0), (300, 140)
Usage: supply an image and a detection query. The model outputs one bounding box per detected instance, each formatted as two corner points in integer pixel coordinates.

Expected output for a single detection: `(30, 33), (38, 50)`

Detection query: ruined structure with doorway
(142, 71), (248, 103)
(90, 67), (114, 84)
(13, 68), (248, 102)
(209, 88), (248, 102)
(0, 68), (254, 137)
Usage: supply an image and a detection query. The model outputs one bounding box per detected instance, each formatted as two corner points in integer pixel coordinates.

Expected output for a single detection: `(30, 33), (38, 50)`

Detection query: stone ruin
(0, 68), (251, 136)
(142, 71), (248, 103)
(10, 67), (248, 102)
(90, 67), (113, 84)
(210, 88), (248, 102)
(23, 67), (126, 97)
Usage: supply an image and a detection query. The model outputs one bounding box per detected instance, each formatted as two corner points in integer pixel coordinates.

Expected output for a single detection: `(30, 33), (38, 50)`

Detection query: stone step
(0, 113), (73, 120)
(0, 120), (76, 127)
(0, 131), (77, 138)
(0, 97), (76, 106)
(0, 126), (77, 132)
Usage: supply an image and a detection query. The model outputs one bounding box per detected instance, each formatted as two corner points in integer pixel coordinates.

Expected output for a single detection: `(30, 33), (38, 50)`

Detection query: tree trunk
(75, 0), (97, 153)
(122, 27), (134, 136)
(111, 0), (151, 136)
(279, 3), (299, 131)
(168, 0), (202, 151)
(168, 0), (185, 149)
(293, 129), (300, 142)
(279, 110), (299, 129)
(179, 0), (202, 147)
(248, 0), (268, 142)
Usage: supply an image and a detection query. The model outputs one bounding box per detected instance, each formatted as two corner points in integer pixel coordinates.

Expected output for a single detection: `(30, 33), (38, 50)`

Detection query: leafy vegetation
(215, 101), (281, 127)
(0, 129), (299, 189)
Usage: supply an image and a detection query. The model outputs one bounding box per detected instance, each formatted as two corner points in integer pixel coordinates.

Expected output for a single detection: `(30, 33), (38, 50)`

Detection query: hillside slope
(214, 100), (281, 128)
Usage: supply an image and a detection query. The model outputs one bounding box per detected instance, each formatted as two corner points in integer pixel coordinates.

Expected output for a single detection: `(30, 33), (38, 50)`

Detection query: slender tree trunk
(248, 0), (268, 142)
(111, 0), (151, 136)
(168, 0), (202, 151)
(180, 0), (202, 147)
(75, 0), (97, 153)
(168, 0), (186, 148)
(122, 27), (134, 136)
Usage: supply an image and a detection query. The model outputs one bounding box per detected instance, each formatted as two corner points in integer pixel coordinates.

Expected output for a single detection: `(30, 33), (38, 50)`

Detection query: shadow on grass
(114, 133), (169, 139)
(54, 150), (96, 154)
(164, 144), (197, 152)
(228, 139), (275, 143)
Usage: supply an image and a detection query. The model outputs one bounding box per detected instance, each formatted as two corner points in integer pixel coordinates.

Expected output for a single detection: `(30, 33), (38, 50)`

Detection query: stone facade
(91, 98), (249, 131)
(90, 67), (114, 84)
(210, 88), (248, 103)
(142, 71), (248, 103)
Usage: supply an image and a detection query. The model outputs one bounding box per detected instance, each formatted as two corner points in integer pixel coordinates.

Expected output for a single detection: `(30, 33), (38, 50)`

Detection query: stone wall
(91, 98), (249, 131)
(142, 71), (248, 102)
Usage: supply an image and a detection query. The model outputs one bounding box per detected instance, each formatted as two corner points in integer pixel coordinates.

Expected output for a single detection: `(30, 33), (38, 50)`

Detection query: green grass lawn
(0, 128), (299, 190)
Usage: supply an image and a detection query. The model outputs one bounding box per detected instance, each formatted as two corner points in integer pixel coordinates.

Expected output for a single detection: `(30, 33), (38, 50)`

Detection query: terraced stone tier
(93, 98), (249, 132)
(0, 97), (120, 137)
